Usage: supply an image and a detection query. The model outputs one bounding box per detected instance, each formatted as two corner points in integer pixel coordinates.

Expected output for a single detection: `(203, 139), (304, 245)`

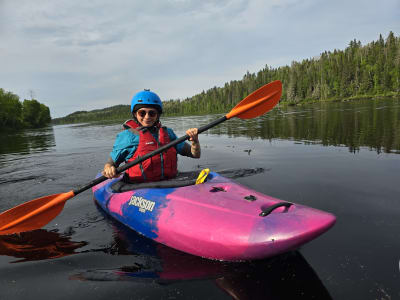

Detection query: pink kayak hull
(93, 172), (335, 261)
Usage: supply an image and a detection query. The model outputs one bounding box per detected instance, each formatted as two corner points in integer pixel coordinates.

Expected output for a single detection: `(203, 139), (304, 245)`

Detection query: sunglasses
(137, 110), (158, 118)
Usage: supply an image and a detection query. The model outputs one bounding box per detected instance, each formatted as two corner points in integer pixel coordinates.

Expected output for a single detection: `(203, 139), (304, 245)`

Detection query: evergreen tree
(51, 32), (400, 124)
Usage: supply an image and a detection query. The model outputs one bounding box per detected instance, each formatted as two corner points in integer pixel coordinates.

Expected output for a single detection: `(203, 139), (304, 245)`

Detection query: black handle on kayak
(73, 116), (228, 195)
(259, 202), (293, 217)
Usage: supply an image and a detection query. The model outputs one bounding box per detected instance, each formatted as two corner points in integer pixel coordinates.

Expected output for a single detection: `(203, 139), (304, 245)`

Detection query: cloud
(0, 0), (399, 117)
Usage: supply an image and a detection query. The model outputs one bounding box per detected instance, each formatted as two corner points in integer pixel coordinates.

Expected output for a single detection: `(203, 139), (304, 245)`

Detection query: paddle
(0, 80), (282, 235)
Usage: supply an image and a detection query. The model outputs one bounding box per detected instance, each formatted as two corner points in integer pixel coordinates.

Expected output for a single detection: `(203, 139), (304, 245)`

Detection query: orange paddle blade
(226, 80), (282, 120)
(0, 191), (74, 235)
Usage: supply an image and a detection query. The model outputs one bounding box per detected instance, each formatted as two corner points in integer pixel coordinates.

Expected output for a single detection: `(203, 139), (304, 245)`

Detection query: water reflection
(0, 229), (87, 263)
(204, 98), (400, 154)
(72, 217), (332, 299)
(0, 126), (56, 156)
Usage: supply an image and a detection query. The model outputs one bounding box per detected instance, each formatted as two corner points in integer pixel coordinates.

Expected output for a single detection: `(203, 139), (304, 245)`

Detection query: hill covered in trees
(52, 32), (399, 125)
(0, 89), (51, 130)
(51, 105), (130, 124)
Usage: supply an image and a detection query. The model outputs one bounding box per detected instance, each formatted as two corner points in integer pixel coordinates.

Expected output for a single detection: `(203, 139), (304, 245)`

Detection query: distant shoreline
(53, 32), (400, 124)
(51, 94), (399, 125)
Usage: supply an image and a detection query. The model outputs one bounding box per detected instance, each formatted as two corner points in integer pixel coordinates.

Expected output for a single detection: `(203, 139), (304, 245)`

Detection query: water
(0, 98), (399, 299)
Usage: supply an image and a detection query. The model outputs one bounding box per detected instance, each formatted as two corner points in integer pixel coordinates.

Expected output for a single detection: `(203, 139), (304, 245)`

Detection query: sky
(0, 0), (399, 118)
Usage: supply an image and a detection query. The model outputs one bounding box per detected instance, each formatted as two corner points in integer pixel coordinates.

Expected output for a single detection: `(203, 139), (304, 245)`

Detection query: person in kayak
(102, 89), (201, 183)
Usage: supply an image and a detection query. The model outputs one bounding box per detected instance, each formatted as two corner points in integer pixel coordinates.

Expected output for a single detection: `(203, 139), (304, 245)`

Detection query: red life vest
(123, 119), (177, 182)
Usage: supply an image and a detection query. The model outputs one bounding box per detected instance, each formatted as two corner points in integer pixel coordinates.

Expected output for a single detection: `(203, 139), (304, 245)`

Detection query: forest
(164, 31), (399, 116)
(20, 32), (400, 125)
(0, 89), (51, 130)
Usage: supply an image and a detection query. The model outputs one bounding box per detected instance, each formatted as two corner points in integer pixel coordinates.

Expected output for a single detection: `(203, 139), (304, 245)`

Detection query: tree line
(165, 31), (399, 115)
(0, 89), (51, 130)
(51, 105), (130, 125)
(52, 31), (399, 124)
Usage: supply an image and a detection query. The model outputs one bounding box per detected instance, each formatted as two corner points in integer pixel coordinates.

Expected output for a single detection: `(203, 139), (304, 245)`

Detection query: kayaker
(102, 89), (201, 182)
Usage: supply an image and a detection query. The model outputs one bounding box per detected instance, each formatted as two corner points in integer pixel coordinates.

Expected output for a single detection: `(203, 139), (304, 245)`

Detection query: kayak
(92, 171), (336, 261)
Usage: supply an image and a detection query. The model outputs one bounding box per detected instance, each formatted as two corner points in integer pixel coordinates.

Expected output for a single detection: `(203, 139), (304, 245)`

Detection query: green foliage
(0, 90), (51, 130)
(0, 88), (23, 128)
(52, 105), (131, 125)
(53, 32), (400, 125)
(162, 32), (399, 116)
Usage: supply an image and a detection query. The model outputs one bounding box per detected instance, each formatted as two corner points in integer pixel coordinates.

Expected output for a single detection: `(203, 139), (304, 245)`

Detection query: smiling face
(135, 108), (159, 127)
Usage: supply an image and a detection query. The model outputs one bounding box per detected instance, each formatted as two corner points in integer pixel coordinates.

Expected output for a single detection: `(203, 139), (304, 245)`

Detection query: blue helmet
(130, 89), (163, 113)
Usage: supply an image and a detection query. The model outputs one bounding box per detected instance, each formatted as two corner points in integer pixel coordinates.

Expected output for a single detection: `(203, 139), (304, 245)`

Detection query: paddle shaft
(73, 116), (228, 195)
(0, 80), (282, 236)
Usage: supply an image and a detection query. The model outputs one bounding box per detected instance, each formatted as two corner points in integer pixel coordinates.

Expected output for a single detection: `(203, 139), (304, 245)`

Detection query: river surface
(0, 98), (399, 300)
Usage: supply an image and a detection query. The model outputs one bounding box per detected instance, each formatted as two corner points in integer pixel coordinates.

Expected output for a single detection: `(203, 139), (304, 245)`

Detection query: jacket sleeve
(110, 130), (139, 166)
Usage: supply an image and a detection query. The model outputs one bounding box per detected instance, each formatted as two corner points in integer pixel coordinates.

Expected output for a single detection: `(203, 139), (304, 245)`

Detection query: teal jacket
(110, 127), (187, 166)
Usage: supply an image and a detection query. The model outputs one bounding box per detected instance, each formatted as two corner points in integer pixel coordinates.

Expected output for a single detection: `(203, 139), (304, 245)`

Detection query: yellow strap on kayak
(196, 168), (210, 184)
